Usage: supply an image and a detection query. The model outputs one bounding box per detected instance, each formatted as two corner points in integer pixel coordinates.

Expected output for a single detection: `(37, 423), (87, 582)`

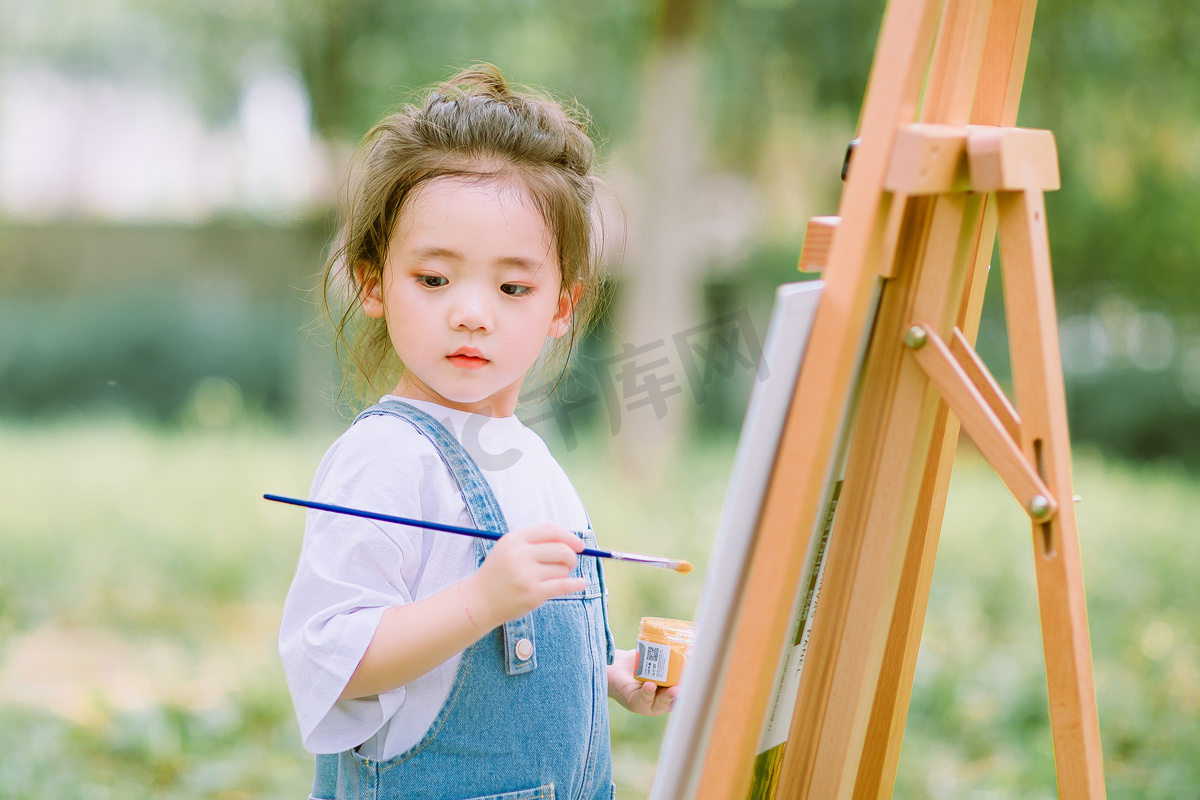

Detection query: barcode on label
(636, 638), (671, 682)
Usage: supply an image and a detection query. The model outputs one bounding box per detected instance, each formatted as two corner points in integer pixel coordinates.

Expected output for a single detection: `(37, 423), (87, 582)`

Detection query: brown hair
(322, 63), (608, 404)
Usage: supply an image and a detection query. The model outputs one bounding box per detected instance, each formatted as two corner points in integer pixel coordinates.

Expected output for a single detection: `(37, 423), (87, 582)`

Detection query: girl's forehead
(398, 175), (549, 235)
(390, 175), (555, 262)
(404, 174), (539, 217)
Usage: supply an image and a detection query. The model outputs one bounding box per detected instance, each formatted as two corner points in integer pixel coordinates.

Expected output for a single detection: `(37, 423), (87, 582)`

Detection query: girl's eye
(418, 275), (448, 288)
(501, 283), (531, 297)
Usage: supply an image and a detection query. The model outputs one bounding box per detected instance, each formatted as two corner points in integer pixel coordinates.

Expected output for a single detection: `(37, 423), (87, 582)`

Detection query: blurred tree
(1024, 0), (1200, 317)
(4, 0), (1198, 459)
(7, 0), (1194, 311)
(612, 0), (710, 477)
(270, 0), (658, 143)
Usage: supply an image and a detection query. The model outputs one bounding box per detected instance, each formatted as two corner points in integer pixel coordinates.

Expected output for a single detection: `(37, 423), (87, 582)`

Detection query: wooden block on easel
(968, 126), (1060, 191)
(799, 216), (841, 272)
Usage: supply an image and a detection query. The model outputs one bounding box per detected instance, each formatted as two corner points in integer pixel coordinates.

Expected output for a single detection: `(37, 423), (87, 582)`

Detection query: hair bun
(438, 63), (512, 101)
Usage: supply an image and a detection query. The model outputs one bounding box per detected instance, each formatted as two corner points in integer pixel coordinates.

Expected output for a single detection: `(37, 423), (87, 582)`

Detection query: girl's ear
(548, 283), (584, 338)
(356, 264), (385, 319)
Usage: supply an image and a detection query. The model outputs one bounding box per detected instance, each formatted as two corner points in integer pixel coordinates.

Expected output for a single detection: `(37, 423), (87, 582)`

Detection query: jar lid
(639, 616), (696, 641)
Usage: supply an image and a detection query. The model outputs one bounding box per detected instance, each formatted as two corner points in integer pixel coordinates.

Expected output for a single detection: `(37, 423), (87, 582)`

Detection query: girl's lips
(448, 353), (489, 370)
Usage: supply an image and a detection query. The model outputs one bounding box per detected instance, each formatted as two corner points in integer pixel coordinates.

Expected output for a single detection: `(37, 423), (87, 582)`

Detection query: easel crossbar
(905, 322), (1057, 521)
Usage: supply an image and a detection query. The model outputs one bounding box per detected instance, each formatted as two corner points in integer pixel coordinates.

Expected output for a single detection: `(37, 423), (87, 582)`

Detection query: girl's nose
(449, 286), (492, 332)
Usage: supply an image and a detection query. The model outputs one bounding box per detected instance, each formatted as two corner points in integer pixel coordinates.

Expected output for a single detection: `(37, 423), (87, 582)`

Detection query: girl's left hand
(607, 648), (678, 716)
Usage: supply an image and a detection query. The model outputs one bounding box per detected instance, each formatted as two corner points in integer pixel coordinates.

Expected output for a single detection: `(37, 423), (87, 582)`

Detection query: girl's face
(360, 176), (573, 417)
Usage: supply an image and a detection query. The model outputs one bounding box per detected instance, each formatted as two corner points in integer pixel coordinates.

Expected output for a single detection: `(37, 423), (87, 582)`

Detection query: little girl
(279, 65), (676, 800)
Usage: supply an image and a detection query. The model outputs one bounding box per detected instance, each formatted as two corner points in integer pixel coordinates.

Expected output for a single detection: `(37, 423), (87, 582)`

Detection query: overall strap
(354, 399), (539, 676)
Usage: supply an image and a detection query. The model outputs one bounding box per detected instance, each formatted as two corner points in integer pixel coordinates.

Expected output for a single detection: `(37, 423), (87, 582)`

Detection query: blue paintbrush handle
(263, 493), (615, 560)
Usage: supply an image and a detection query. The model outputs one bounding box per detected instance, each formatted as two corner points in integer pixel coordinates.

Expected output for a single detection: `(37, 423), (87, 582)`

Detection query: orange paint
(635, 617), (695, 688)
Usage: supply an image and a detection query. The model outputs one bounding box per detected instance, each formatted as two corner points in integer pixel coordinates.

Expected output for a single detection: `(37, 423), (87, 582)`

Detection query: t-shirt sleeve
(277, 416), (438, 754)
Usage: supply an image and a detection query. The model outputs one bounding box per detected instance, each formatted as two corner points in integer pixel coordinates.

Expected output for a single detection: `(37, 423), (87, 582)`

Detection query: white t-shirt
(278, 396), (591, 759)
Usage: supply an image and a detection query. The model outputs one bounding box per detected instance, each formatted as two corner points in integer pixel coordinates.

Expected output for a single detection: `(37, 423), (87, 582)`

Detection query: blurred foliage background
(3, 0), (1200, 459)
(0, 0), (1197, 797)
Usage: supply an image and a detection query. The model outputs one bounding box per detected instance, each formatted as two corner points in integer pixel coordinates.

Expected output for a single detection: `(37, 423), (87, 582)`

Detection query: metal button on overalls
(515, 637), (534, 661)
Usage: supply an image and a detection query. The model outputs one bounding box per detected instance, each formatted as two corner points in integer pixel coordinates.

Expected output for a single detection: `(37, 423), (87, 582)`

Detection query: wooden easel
(688, 0), (1105, 797)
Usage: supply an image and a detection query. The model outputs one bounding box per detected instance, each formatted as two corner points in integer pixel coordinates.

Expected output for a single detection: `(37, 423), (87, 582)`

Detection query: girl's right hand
(460, 524), (588, 629)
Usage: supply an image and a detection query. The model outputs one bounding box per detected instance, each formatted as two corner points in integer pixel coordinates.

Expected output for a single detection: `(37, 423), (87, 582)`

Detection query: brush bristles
(606, 550), (692, 574)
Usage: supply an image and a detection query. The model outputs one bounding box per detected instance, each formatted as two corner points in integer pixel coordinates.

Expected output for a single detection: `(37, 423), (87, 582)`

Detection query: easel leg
(778, 181), (987, 799)
(689, 2), (943, 797)
(851, 198), (997, 800)
(996, 189), (1106, 799)
(778, 0), (996, 793)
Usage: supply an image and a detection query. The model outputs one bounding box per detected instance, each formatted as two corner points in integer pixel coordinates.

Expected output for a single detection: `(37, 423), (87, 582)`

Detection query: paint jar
(635, 617), (695, 688)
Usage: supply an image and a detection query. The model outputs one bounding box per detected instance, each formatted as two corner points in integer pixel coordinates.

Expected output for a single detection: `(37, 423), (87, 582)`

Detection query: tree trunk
(613, 0), (708, 480)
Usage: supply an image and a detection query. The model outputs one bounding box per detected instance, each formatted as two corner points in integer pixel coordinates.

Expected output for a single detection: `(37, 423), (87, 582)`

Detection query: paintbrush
(264, 493), (694, 575)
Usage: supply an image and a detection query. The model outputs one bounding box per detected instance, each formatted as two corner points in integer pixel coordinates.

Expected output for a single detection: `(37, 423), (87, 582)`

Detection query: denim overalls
(311, 400), (616, 800)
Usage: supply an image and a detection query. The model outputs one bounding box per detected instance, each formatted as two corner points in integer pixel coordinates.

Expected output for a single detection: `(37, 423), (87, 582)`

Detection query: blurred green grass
(0, 419), (1196, 798)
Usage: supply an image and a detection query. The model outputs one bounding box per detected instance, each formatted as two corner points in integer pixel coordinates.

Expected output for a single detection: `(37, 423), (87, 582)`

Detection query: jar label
(636, 637), (671, 682)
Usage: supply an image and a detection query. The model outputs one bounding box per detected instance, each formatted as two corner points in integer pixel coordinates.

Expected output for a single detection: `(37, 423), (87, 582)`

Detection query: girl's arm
(339, 523), (588, 701)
